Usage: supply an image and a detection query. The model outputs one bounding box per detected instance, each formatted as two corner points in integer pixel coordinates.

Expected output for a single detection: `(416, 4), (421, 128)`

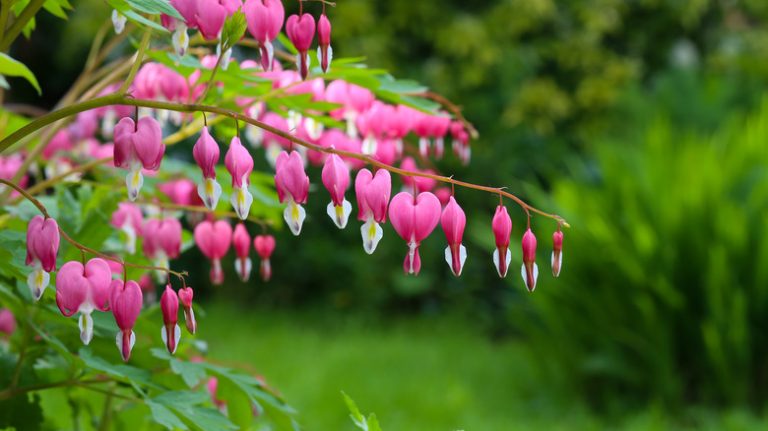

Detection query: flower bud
(440, 196), (467, 276)
(552, 230), (564, 277)
(178, 286), (197, 334)
(160, 285), (181, 354)
(521, 228), (538, 292)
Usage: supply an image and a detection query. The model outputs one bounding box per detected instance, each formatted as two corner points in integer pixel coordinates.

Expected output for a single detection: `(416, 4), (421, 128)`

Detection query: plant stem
(0, 0), (45, 51)
(0, 95), (569, 226)
(18, 156), (113, 198)
(118, 30), (151, 95)
(137, 200), (273, 229)
(0, 178), (190, 278)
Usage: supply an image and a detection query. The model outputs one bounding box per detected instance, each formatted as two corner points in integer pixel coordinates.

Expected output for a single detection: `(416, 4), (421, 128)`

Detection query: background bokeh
(7, 0), (768, 429)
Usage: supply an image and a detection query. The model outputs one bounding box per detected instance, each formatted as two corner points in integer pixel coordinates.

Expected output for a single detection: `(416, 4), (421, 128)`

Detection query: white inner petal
(27, 268), (50, 301)
(284, 201), (306, 236)
(198, 177), (222, 210)
(79, 312), (94, 345)
(360, 218), (383, 255)
(230, 186), (254, 220)
(126, 168), (144, 202)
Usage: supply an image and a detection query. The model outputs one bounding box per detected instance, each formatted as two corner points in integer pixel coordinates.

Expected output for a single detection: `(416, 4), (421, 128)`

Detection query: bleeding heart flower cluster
(194, 219), (276, 285)
(23, 214), (197, 361)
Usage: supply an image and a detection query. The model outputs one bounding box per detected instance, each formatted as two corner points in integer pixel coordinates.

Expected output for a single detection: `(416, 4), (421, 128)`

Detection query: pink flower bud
(113, 116), (165, 201)
(25, 216), (60, 300)
(317, 13), (332, 72)
(233, 223), (252, 281)
(440, 196), (467, 276)
(178, 286), (196, 334)
(491, 205), (512, 278)
(253, 234), (275, 281)
(193, 127), (222, 210)
(521, 228), (538, 292)
(388, 191), (441, 275)
(194, 220), (233, 285)
(110, 279), (143, 361)
(225, 137), (255, 220)
(0, 309), (16, 336)
(552, 230), (563, 277)
(286, 13), (316, 79)
(321, 154), (351, 229)
(160, 285), (181, 354)
(275, 151), (310, 235)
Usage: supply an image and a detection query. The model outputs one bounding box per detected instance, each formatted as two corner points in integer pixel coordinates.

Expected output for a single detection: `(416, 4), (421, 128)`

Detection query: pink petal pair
(110, 203), (144, 254)
(274, 151), (309, 235)
(491, 205), (512, 278)
(160, 285), (181, 354)
(243, 0), (284, 70)
(225, 137), (255, 220)
(254, 234), (275, 282)
(113, 116), (165, 201)
(354, 169), (391, 254)
(193, 126), (222, 210)
(25, 215), (60, 300)
(389, 191), (442, 275)
(194, 220), (233, 285)
(286, 13), (316, 79)
(552, 230), (564, 277)
(321, 154), (352, 229)
(111, 279), (143, 361)
(55, 258), (112, 344)
(317, 13), (332, 73)
(178, 286), (197, 334)
(233, 223), (252, 281)
(441, 196), (467, 276)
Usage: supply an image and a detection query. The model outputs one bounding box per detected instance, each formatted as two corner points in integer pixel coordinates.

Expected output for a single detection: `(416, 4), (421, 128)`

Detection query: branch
(0, 95), (569, 226)
(0, 178), (190, 278)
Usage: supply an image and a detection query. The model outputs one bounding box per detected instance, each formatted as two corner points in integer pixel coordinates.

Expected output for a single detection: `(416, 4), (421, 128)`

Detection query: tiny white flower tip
(234, 257), (253, 282)
(444, 244), (467, 276)
(520, 263), (539, 292)
(284, 201), (306, 236)
(126, 169), (144, 202)
(231, 186), (253, 220)
(326, 200), (352, 229)
(79, 313), (94, 345)
(198, 178), (222, 210)
(551, 251), (563, 277)
(116, 330), (136, 361)
(111, 10), (126, 34)
(360, 219), (384, 255)
(27, 268), (50, 301)
(492, 247), (512, 278)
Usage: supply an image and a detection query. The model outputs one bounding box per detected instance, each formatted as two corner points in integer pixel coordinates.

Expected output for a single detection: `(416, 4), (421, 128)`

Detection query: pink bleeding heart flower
(274, 151), (309, 235)
(243, 0), (284, 70)
(491, 205), (513, 278)
(321, 154), (351, 229)
(433, 187), (452, 207)
(521, 228), (539, 292)
(441, 196), (467, 276)
(233, 223), (252, 282)
(316, 13), (332, 73)
(400, 157), (437, 193)
(111, 203), (144, 254)
(0, 309), (16, 336)
(253, 234), (275, 282)
(159, 178), (203, 207)
(286, 13), (316, 80)
(160, 285), (181, 354)
(110, 279), (143, 361)
(194, 0), (234, 40)
(55, 258), (112, 344)
(113, 116), (165, 201)
(354, 169), (391, 254)
(178, 286), (197, 333)
(193, 126), (222, 210)
(388, 191), (442, 275)
(552, 229), (563, 277)
(167, 0), (199, 56)
(25, 215), (60, 300)
(194, 220), (233, 285)
(225, 137), (254, 220)
(142, 218), (182, 282)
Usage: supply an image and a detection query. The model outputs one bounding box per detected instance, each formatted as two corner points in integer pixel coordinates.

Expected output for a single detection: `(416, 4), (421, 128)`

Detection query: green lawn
(200, 302), (766, 431)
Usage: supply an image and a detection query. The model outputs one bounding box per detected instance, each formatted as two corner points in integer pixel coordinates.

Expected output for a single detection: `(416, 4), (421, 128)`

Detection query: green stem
(118, 30), (151, 95)
(0, 1), (10, 44)
(0, 96), (570, 226)
(0, 377), (107, 401)
(0, 0), (45, 51)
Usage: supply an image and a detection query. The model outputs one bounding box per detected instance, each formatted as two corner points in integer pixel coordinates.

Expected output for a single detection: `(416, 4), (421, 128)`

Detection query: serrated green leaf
(43, 0), (72, 20)
(0, 53), (41, 95)
(221, 11), (247, 50)
(148, 400), (189, 430)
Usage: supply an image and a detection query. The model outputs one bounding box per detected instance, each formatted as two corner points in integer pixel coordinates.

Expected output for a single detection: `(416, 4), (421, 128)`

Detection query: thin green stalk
(0, 1), (10, 44)
(118, 30), (151, 94)
(0, 0), (45, 51)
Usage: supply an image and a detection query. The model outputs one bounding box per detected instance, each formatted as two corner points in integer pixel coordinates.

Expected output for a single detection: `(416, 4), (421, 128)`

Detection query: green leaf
(126, 0), (182, 20)
(0, 53), (41, 95)
(123, 9), (169, 33)
(221, 11), (247, 50)
(78, 348), (155, 387)
(342, 391), (365, 425)
(42, 0), (73, 20)
(152, 348), (207, 387)
(148, 400), (189, 430)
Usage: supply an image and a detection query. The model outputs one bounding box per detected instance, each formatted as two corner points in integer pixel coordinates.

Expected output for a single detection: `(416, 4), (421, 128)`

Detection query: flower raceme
(194, 220), (233, 285)
(160, 285), (181, 354)
(113, 116), (165, 201)
(253, 234), (275, 282)
(521, 228), (539, 292)
(388, 191), (442, 275)
(233, 223), (253, 281)
(491, 205), (512, 278)
(55, 258), (112, 345)
(25, 215), (60, 300)
(225, 137), (255, 220)
(440, 196), (467, 276)
(193, 126), (222, 210)
(354, 168), (391, 254)
(321, 154), (352, 229)
(274, 151), (309, 235)
(110, 279), (143, 361)
(286, 13), (316, 80)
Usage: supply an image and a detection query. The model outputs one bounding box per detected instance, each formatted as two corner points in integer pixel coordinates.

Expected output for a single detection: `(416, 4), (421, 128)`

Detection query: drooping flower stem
(0, 178), (189, 279)
(0, 95), (569, 227)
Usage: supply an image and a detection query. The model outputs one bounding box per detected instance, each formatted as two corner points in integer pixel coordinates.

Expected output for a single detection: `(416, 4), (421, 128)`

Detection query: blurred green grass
(201, 301), (768, 431)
